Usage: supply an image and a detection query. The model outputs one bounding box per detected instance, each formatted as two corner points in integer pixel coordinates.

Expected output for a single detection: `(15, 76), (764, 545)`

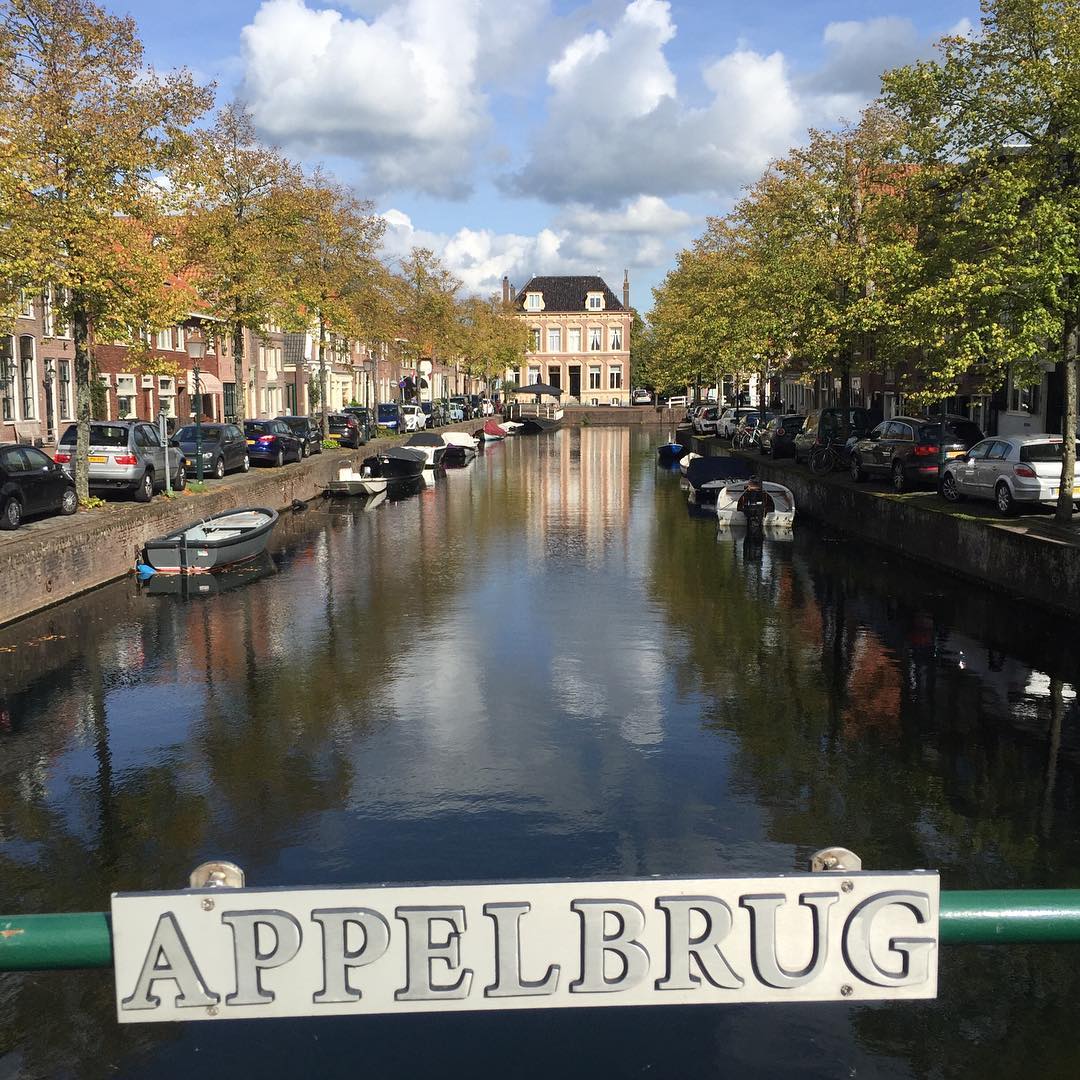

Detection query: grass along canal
(1, 426), (1079, 1078)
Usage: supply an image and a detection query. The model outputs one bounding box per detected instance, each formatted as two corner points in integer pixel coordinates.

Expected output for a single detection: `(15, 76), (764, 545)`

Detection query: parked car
(0, 443), (78, 529)
(631, 388), (652, 405)
(400, 404), (426, 433)
(792, 408), (873, 465)
(693, 406), (720, 435)
(243, 419), (303, 466)
(278, 416), (322, 457)
(420, 402), (435, 428)
(850, 416), (984, 492)
(479, 398), (495, 416)
(171, 423), (250, 479)
(446, 399), (466, 422)
(56, 420), (185, 502)
(449, 396), (474, 420)
(940, 434), (1080, 515)
(376, 403), (402, 431)
(759, 414), (806, 458)
(716, 407), (760, 439)
(342, 406), (375, 442)
(468, 394), (484, 416)
(326, 412), (365, 448)
(731, 412), (773, 445)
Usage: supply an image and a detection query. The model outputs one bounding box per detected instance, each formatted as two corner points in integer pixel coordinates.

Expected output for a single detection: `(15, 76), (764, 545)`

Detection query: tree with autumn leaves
(651, 0), (1080, 520)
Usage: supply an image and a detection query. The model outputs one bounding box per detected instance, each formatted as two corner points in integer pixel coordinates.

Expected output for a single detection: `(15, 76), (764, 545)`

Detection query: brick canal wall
(563, 406), (682, 426)
(0, 420), (483, 627)
(689, 434), (1080, 617)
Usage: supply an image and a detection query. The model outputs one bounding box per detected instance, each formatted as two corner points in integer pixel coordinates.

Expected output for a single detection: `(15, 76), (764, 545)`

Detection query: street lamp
(187, 331), (205, 482)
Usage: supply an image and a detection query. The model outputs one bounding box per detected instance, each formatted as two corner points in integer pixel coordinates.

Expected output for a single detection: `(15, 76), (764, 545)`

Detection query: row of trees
(0, 0), (526, 500)
(644, 0), (1080, 521)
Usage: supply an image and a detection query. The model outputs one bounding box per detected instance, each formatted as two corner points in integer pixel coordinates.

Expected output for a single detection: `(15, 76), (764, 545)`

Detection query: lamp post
(187, 332), (205, 482)
(159, 404), (172, 496)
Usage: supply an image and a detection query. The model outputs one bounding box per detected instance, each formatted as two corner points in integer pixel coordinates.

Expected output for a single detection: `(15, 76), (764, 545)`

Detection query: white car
(941, 434), (1080, 515)
(480, 399), (495, 416)
(692, 406), (720, 435)
(631, 388), (652, 405)
(717, 407), (759, 439)
(400, 405), (426, 433)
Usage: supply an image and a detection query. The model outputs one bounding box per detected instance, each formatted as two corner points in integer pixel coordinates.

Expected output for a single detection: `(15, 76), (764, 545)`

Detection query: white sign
(111, 873), (939, 1024)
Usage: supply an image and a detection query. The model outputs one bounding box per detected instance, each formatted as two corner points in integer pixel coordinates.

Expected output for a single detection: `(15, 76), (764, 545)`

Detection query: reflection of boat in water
(711, 480), (796, 530)
(141, 507), (278, 573)
(326, 464), (387, 497)
(360, 490), (387, 511)
(140, 552), (276, 597)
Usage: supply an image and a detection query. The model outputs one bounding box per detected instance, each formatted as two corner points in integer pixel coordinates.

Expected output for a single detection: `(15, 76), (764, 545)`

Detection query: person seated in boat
(736, 476), (774, 516)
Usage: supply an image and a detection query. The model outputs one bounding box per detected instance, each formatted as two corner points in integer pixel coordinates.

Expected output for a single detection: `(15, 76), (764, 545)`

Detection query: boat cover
(483, 419), (507, 437)
(443, 431), (478, 448)
(406, 432), (447, 447)
(685, 456), (754, 490)
(385, 446), (428, 464)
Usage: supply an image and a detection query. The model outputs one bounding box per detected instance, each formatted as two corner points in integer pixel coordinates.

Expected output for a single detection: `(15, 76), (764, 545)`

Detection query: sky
(122, 0), (980, 308)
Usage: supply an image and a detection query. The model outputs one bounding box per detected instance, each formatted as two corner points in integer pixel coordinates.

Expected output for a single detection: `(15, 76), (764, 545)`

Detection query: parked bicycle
(808, 436), (852, 475)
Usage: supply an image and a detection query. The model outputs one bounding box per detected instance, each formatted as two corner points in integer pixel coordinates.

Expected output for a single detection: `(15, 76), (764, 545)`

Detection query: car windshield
(175, 426), (222, 441)
(245, 422), (273, 435)
(328, 415), (349, 426)
(1020, 441), (1080, 462)
(918, 421), (984, 444)
(60, 424), (128, 447)
(377, 405), (397, 420)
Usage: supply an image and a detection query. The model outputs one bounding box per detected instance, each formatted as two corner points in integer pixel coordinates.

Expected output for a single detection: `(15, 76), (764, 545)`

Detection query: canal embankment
(564, 405), (683, 425)
(689, 433), (1080, 616)
(0, 419), (482, 627)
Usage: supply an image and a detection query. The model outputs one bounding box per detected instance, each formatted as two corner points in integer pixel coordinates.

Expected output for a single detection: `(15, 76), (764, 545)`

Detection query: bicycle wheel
(809, 446), (836, 475)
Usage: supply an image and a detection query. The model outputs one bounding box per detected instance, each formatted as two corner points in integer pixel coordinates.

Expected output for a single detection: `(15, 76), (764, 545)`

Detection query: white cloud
(239, 0), (489, 197)
(505, 0), (801, 204)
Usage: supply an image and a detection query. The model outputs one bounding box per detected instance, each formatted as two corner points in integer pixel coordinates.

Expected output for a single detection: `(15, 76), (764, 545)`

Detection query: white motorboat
(327, 465), (388, 497)
(405, 432), (448, 468)
(443, 431), (479, 463)
(679, 452), (700, 477)
(499, 420), (525, 435)
(710, 480), (796, 529)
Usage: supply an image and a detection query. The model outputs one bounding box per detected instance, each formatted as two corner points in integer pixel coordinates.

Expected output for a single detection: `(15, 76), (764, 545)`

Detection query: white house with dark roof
(504, 274), (633, 406)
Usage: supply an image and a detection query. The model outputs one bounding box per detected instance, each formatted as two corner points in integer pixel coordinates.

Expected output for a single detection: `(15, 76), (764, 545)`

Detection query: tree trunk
(73, 301), (92, 503)
(232, 323), (247, 423)
(1055, 312), (1077, 523)
(318, 312), (328, 436)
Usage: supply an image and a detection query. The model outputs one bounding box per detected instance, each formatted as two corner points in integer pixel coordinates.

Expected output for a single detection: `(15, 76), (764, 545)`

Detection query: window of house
(117, 395), (134, 419)
(19, 291), (34, 318)
(568, 328), (581, 352)
(156, 329), (172, 350)
(609, 366), (622, 390)
(223, 383), (237, 420)
(588, 328), (602, 351)
(42, 288), (53, 337)
(1, 337), (13, 421)
(19, 335), (34, 419)
(610, 326), (623, 351)
(547, 328), (561, 352)
(528, 367), (541, 384)
(547, 367), (561, 389)
(588, 365), (601, 390)
(176, 326), (185, 351)
(586, 293), (603, 310)
(58, 360), (71, 420)
(1009, 379), (1041, 415)
(526, 293), (542, 311)
(530, 328), (541, 351)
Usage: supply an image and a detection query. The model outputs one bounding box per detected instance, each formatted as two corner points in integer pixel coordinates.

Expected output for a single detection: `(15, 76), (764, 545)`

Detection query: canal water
(2, 427), (1079, 1079)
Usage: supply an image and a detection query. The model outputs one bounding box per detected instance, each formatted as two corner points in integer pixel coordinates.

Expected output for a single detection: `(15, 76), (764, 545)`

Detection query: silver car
(941, 434), (1080, 515)
(57, 421), (185, 502)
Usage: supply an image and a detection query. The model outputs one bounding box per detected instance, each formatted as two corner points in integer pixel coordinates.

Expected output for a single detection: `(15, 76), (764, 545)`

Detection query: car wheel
(275, 447), (285, 468)
(850, 455), (865, 483)
(941, 473), (963, 503)
(996, 481), (1016, 516)
(0, 497), (22, 530)
(891, 461), (907, 493)
(134, 470), (154, 502)
(301, 440), (309, 458)
(214, 456), (226, 480)
(242, 454), (250, 473)
(60, 487), (78, 516)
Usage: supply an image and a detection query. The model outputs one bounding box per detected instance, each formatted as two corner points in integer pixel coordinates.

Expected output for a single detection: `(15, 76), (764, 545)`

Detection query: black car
(243, 420), (303, 466)
(758, 414), (805, 458)
(343, 406), (375, 442)
(850, 415), (985, 492)
(171, 423), (250, 479)
(792, 407), (873, 464)
(279, 416), (323, 457)
(0, 443), (78, 529)
(420, 402), (436, 428)
(326, 412), (364, 448)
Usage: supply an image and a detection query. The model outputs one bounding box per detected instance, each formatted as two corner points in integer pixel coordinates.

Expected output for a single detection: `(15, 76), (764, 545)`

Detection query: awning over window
(185, 370), (224, 395)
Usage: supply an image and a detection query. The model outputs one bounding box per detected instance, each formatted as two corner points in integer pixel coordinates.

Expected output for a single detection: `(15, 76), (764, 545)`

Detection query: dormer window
(586, 292), (604, 310)
(526, 293), (543, 311)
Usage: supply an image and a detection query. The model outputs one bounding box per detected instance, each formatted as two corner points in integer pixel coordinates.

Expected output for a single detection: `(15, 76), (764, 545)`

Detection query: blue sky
(122, 0), (979, 306)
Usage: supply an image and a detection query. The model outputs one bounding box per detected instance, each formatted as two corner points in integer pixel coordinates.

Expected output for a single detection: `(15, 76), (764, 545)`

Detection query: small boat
(141, 507), (278, 574)
(482, 419), (507, 442)
(405, 431), (448, 469)
(685, 457), (753, 505)
(326, 464), (388, 497)
(657, 439), (684, 462)
(713, 480), (796, 530)
(442, 431), (478, 464)
(360, 446), (426, 490)
(499, 420), (524, 435)
(679, 452), (700, 477)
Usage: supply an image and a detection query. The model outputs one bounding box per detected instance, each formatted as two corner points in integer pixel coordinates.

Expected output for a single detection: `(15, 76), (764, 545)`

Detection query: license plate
(246, 439), (256, 445)
(328, 433), (341, 441)
(183, 458), (193, 466)
(111, 871), (939, 1023)
(88, 455), (107, 463)
(946, 450), (964, 458)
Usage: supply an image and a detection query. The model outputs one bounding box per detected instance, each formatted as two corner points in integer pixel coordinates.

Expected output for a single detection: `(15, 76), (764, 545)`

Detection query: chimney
(502, 275), (510, 304)
(622, 269), (630, 309)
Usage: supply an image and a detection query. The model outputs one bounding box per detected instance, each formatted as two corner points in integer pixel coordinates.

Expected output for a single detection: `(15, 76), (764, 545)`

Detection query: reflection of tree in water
(645, 467), (1080, 1078)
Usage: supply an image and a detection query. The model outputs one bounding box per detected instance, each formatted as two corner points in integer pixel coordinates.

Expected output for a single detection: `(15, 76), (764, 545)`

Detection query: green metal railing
(4, 892), (1080, 972)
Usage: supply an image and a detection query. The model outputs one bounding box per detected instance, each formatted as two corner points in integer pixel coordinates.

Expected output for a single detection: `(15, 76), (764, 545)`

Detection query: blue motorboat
(657, 441), (684, 462)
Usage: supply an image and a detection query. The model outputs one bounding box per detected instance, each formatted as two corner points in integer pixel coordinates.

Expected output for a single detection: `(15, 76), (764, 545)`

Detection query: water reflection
(0, 427), (1078, 1079)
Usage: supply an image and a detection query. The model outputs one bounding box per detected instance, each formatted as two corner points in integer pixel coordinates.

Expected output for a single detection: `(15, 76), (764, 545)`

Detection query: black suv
(342, 406), (375, 442)
(792, 407), (873, 465)
(850, 415), (984, 492)
(279, 415), (322, 457)
(326, 413), (364, 448)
